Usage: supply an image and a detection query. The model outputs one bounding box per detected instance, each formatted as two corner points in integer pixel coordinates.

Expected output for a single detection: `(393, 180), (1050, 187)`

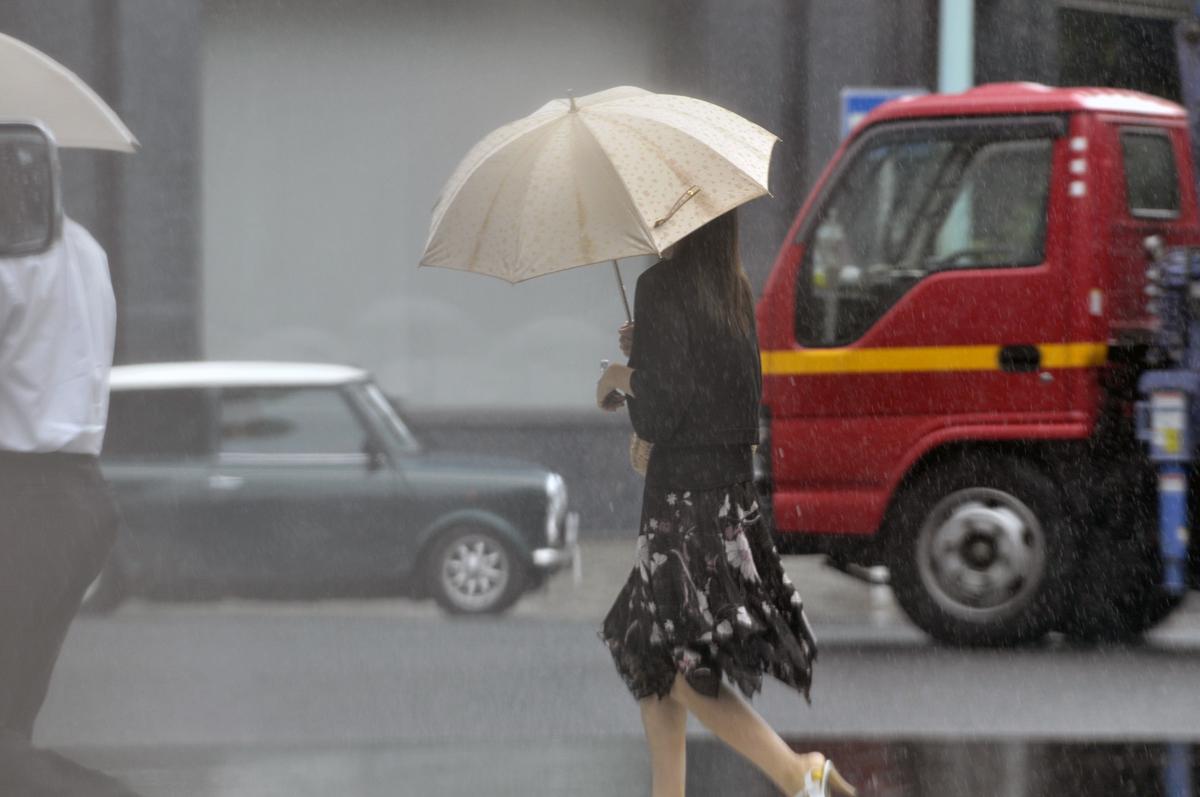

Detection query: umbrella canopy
(420, 86), (777, 284)
(0, 31), (137, 152)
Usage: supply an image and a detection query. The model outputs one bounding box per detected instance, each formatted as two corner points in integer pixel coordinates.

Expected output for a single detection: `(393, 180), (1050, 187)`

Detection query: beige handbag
(629, 434), (652, 476)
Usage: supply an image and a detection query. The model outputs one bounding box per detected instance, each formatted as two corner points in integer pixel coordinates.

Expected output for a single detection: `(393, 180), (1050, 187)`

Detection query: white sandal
(796, 759), (858, 797)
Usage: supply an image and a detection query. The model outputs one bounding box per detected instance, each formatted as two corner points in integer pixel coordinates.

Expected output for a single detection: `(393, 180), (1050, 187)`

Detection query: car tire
(1061, 464), (1184, 643)
(79, 560), (126, 615)
(885, 457), (1076, 646)
(427, 526), (527, 616)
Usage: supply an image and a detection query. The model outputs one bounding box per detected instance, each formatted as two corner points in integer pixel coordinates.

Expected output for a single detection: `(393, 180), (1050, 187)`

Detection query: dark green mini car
(87, 362), (578, 615)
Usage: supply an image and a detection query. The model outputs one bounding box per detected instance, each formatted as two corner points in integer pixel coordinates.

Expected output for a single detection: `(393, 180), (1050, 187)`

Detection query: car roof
(858, 83), (1186, 133)
(109, 361), (370, 391)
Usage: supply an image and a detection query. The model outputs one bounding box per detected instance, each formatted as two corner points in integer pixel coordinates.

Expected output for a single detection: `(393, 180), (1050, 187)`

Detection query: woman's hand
(618, 322), (635, 358)
(596, 363), (635, 411)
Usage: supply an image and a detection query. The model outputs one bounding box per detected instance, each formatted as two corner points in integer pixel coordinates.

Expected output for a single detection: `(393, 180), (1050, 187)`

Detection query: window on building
(1121, 130), (1180, 218)
(1058, 9), (1181, 102)
(218, 386), (367, 456)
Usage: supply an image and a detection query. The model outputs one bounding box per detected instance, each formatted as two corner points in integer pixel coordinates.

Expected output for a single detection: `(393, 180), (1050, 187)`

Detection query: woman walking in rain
(596, 210), (856, 797)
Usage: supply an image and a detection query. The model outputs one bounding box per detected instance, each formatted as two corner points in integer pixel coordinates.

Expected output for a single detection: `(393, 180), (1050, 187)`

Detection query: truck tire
(886, 457), (1076, 646)
(426, 525), (527, 616)
(1061, 467), (1184, 642)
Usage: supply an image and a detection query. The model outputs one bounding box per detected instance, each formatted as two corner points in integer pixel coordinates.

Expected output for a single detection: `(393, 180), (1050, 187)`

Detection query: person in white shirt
(0, 213), (122, 755)
(0, 216), (116, 455)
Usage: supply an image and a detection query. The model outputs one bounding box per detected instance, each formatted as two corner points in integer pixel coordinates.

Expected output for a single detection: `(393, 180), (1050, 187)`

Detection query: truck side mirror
(0, 122), (61, 257)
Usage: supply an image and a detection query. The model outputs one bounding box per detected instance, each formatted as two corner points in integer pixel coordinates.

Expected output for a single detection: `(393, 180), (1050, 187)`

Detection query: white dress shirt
(0, 217), (116, 455)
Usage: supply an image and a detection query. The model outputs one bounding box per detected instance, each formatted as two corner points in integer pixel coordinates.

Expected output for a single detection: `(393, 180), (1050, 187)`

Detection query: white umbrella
(420, 86), (776, 317)
(0, 31), (137, 152)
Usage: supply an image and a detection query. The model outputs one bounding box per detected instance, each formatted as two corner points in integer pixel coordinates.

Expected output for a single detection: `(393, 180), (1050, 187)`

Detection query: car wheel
(1061, 465), (1185, 642)
(427, 527), (526, 615)
(886, 457), (1076, 646)
(79, 560), (126, 615)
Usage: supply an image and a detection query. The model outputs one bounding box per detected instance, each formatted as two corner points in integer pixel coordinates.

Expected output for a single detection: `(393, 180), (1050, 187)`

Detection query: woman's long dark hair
(671, 210), (755, 337)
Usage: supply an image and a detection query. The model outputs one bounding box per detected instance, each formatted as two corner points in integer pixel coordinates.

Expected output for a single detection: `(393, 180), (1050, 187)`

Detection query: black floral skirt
(600, 481), (817, 702)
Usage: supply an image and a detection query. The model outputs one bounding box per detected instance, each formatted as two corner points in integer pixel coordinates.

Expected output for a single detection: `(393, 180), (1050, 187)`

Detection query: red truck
(757, 82), (1199, 645)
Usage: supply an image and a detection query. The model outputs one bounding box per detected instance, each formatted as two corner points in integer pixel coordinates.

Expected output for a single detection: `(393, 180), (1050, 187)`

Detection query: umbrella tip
(568, 91), (578, 112)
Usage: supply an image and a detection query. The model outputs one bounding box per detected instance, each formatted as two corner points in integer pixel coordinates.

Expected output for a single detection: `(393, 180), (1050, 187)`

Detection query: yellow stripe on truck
(761, 342), (1108, 376)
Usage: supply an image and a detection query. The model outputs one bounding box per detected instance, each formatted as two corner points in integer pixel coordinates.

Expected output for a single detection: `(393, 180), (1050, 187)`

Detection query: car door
(101, 387), (217, 592)
(204, 383), (405, 594)
(767, 116), (1075, 533)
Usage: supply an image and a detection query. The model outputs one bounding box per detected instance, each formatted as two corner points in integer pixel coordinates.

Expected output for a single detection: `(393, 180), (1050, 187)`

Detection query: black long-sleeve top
(626, 258), (762, 491)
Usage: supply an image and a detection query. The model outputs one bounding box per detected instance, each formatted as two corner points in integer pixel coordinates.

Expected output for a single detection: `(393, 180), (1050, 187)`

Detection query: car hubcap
(441, 534), (509, 611)
(917, 488), (1046, 621)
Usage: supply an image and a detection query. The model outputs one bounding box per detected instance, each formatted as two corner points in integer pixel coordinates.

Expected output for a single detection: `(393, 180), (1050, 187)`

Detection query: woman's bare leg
(669, 675), (822, 795)
(639, 693), (688, 797)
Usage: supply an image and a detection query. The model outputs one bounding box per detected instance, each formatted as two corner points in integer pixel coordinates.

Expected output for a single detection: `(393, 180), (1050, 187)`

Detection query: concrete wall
(201, 0), (661, 413)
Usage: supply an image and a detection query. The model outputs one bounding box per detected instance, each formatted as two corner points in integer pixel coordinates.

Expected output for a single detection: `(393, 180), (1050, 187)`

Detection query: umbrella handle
(612, 260), (632, 323)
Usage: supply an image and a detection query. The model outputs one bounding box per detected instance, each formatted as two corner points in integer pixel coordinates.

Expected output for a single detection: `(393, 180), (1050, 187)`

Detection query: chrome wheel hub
(441, 534), (509, 612)
(917, 488), (1046, 620)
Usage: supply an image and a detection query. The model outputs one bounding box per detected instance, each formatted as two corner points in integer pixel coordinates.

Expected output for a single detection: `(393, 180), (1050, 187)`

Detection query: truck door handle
(998, 345), (1041, 373)
(208, 474), (245, 491)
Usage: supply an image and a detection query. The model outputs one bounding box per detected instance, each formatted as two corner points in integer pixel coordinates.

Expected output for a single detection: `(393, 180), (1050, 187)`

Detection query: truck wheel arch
(881, 449), (1082, 645)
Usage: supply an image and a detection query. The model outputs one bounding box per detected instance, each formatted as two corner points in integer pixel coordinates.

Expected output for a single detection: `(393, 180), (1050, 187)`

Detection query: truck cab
(758, 83), (1200, 644)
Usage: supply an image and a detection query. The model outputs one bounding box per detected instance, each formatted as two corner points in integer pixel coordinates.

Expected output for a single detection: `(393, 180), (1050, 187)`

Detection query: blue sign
(840, 87), (927, 138)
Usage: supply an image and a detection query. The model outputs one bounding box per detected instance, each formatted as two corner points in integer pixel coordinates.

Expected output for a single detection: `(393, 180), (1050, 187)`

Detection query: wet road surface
(31, 546), (1200, 795)
(63, 738), (1199, 796)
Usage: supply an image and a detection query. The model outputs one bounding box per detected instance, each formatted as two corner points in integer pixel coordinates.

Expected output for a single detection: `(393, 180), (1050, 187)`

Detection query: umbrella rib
(431, 111), (563, 232)
(600, 105), (776, 192)
(466, 120), (564, 275)
(581, 112), (726, 222)
(572, 113), (661, 255)
(614, 96), (774, 158)
(510, 123), (569, 280)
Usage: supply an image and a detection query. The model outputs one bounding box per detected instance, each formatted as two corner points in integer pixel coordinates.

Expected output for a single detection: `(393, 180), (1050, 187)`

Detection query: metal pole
(938, 0), (974, 93)
(612, 260), (632, 322)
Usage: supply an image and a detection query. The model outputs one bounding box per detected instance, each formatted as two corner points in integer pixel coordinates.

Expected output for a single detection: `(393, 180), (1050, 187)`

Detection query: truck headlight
(544, 473), (567, 545)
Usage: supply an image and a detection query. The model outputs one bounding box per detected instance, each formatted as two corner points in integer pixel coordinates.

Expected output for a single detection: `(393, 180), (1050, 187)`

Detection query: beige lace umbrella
(0, 31), (137, 152)
(419, 85), (777, 319)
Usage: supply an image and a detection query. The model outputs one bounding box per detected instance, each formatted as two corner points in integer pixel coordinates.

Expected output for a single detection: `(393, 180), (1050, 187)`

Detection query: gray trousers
(0, 451), (135, 795)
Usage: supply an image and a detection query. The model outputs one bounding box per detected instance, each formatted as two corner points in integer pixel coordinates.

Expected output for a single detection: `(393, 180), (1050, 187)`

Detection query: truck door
(1094, 117), (1197, 339)
(766, 116), (1080, 534)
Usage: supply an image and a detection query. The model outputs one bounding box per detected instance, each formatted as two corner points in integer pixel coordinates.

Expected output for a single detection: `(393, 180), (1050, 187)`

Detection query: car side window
(795, 127), (1055, 347)
(104, 388), (213, 460)
(218, 387), (367, 456)
(1121, 129), (1180, 219)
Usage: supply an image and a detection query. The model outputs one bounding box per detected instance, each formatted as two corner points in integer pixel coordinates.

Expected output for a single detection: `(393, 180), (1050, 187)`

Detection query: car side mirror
(0, 122), (61, 257)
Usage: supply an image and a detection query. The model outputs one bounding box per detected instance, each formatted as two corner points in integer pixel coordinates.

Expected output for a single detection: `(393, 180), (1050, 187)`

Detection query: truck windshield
(796, 125), (1055, 346)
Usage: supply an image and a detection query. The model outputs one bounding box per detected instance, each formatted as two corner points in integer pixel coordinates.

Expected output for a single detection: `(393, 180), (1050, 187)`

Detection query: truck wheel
(79, 560), (126, 615)
(427, 526), (527, 616)
(886, 458), (1075, 646)
(1061, 468), (1184, 642)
